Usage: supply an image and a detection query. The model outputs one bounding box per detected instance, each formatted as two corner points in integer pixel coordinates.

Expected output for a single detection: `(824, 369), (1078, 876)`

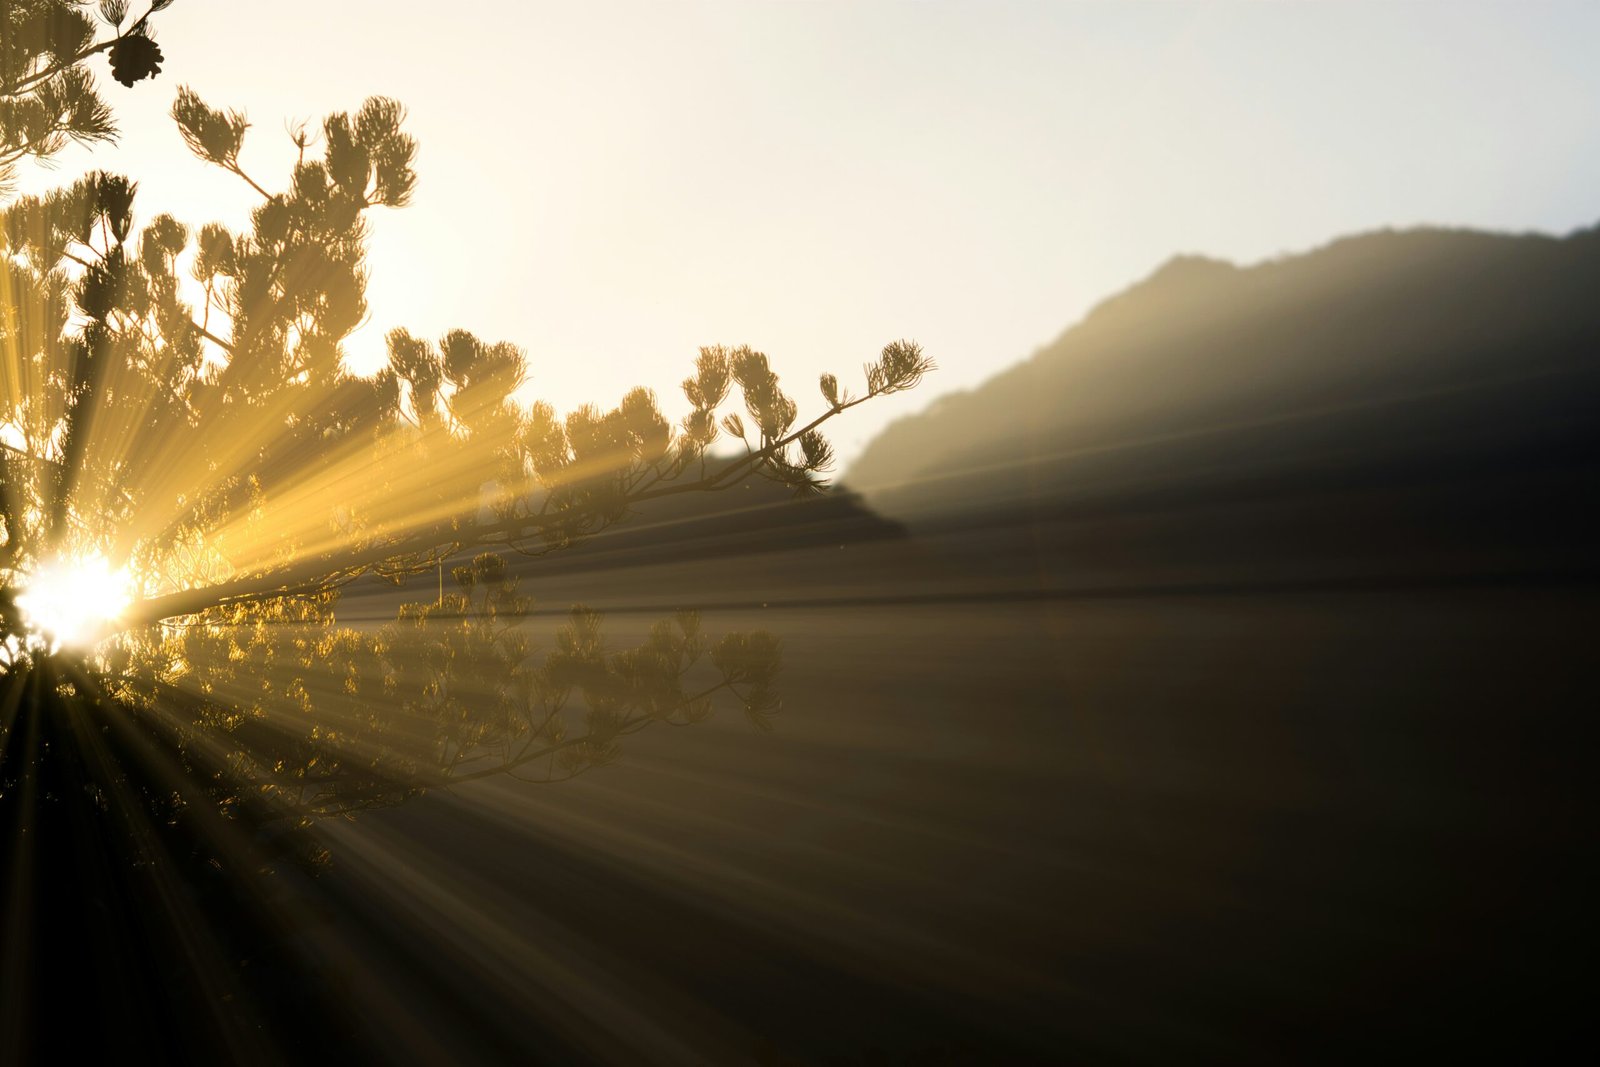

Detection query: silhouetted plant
(0, 19), (932, 833)
(1, 1), (176, 191)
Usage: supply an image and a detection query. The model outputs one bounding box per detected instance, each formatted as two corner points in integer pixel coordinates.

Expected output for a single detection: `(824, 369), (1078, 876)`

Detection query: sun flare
(14, 554), (135, 650)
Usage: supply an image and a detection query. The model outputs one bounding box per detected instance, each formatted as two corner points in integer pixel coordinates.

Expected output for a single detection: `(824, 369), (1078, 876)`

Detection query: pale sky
(17, 1), (1600, 468)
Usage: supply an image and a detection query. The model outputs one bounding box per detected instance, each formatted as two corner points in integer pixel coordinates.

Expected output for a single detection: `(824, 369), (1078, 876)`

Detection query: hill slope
(844, 224), (1600, 584)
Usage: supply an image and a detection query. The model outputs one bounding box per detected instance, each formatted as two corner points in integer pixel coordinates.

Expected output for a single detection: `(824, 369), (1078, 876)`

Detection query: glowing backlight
(15, 554), (135, 650)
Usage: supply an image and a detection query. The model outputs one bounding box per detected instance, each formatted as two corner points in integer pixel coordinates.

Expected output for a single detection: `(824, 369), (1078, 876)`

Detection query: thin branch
(226, 162), (271, 200)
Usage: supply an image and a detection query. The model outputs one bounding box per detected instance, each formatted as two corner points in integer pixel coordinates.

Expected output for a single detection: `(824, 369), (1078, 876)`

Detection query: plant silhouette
(1, 6), (929, 841)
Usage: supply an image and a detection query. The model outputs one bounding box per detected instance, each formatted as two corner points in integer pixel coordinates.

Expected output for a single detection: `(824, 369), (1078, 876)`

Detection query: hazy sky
(18, 1), (1600, 468)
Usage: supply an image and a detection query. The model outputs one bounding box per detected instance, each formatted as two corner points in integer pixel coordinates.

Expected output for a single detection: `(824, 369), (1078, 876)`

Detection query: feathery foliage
(1, 1), (175, 192)
(0, 20), (930, 830)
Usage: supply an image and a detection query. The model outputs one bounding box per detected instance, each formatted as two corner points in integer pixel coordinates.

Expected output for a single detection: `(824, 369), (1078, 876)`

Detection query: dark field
(306, 512), (1591, 1064)
(4, 474), (1591, 1063)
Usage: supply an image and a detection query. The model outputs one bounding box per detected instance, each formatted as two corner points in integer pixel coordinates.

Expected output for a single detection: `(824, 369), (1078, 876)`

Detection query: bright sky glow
(12, 1), (1600, 469)
(15, 554), (135, 650)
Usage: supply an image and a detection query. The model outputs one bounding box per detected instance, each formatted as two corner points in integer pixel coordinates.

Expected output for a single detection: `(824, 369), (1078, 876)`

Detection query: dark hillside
(845, 225), (1600, 588)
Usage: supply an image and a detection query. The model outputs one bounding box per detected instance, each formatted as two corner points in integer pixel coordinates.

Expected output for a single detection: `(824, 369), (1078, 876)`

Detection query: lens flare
(15, 553), (135, 650)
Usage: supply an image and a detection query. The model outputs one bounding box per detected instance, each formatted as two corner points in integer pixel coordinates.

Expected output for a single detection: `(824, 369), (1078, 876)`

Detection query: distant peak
(1150, 253), (1235, 278)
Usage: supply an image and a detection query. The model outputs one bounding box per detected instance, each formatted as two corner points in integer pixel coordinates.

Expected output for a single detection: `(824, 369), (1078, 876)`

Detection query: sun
(14, 554), (135, 651)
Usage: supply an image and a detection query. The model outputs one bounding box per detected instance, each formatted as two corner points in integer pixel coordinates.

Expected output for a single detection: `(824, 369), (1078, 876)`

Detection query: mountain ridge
(843, 221), (1600, 510)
